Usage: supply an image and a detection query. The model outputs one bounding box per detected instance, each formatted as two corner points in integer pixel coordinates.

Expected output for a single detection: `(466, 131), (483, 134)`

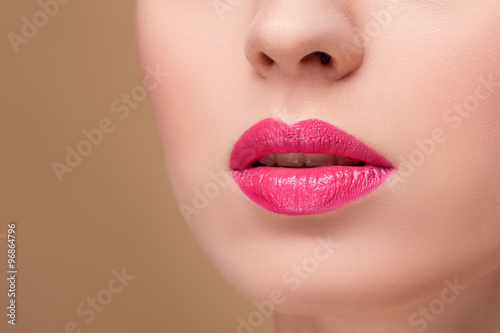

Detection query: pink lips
(230, 118), (394, 215)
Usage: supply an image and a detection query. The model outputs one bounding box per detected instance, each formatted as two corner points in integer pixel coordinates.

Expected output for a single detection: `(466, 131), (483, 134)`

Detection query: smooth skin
(136, 1), (500, 332)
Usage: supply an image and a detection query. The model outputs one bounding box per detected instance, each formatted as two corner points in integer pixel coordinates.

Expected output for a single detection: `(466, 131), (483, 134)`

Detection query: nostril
(260, 53), (274, 65)
(313, 51), (332, 65)
(300, 51), (332, 65)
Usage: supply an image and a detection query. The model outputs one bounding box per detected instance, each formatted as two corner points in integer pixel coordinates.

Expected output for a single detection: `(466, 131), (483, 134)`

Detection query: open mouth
(230, 118), (394, 216)
(252, 153), (365, 168)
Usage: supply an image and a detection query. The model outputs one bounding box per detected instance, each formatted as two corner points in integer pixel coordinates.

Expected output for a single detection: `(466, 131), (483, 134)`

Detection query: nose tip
(244, 1), (364, 81)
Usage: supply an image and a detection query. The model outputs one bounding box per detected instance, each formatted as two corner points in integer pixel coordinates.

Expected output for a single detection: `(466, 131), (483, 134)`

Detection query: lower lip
(232, 165), (393, 215)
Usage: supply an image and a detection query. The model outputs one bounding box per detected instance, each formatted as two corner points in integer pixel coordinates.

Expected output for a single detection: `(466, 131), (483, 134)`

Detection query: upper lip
(230, 118), (393, 171)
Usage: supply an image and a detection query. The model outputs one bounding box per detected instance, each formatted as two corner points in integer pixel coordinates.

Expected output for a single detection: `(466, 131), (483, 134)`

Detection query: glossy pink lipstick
(230, 118), (394, 215)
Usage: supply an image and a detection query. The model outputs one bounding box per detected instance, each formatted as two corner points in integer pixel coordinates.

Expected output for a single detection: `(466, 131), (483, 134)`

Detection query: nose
(244, 1), (364, 81)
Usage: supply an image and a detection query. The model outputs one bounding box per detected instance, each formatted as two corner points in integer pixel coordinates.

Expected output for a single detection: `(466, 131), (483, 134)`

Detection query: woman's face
(136, 0), (500, 317)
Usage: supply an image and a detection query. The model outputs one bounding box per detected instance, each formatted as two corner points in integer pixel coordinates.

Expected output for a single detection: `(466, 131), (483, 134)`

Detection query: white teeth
(305, 153), (337, 167)
(257, 153), (362, 167)
(258, 154), (276, 166)
(276, 153), (304, 167)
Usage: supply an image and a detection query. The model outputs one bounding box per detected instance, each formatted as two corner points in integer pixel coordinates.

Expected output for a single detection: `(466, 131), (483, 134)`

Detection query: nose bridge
(244, 0), (364, 81)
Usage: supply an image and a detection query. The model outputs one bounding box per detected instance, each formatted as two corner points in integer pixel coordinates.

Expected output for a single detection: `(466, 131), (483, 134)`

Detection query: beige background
(0, 1), (274, 332)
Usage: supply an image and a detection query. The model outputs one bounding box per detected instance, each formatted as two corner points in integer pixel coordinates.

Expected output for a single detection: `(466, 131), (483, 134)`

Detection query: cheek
(136, 2), (263, 207)
(363, 5), (500, 292)
(136, 3), (227, 187)
(355, 3), (500, 208)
